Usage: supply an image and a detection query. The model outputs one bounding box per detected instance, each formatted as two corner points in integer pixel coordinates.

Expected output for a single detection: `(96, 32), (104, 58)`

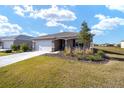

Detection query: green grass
(106, 54), (124, 59)
(0, 56), (124, 88)
(94, 46), (124, 55)
(0, 52), (11, 56)
(94, 46), (124, 60)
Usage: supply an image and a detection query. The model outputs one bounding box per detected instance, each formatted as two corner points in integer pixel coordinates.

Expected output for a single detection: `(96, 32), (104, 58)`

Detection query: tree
(78, 21), (94, 53)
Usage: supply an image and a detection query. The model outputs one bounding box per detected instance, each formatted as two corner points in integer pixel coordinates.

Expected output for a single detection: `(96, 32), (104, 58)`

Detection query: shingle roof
(0, 35), (33, 41)
(33, 32), (78, 40)
(121, 40), (124, 42)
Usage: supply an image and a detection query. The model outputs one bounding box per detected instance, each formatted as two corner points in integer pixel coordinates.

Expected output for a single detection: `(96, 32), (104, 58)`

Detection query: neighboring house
(0, 40), (2, 49)
(99, 43), (115, 47)
(121, 40), (124, 48)
(0, 35), (33, 49)
(33, 32), (78, 51)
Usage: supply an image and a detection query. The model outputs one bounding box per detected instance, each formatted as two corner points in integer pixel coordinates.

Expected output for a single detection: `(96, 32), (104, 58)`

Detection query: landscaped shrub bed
(11, 44), (30, 52)
(45, 48), (108, 64)
(4, 50), (12, 53)
(64, 48), (106, 62)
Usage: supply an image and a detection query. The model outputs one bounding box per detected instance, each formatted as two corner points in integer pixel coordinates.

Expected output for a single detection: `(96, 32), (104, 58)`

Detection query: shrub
(96, 50), (105, 57)
(86, 55), (94, 61)
(73, 48), (83, 57)
(94, 55), (104, 61)
(117, 44), (120, 47)
(63, 47), (72, 56)
(11, 45), (18, 51)
(86, 55), (103, 61)
(20, 44), (29, 52)
(77, 55), (85, 60)
(17, 45), (20, 50)
(5, 50), (12, 53)
(85, 49), (93, 55)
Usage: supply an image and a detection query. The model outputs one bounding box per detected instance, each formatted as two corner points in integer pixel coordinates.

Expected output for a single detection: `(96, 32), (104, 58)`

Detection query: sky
(0, 5), (124, 44)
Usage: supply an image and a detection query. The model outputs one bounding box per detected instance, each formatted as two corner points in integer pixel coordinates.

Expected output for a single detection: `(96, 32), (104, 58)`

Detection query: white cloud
(0, 15), (22, 36)
(92, 14), (124, 30)
(91, 14), (124, 36)
(67, 26), (77, 32)
(106, 5), (124, 13)
(31, 5), (77, 31)
(91, 30), (104, 36)
(13, 5), (77, 32)
(30, 31), (47, 36)
(46, 20), (77, 31)
(95, 14), (106, 20)
(46, 20), (58, 27)
(22, 30), (47, 37)
(0, 14), (47, 37)
(59, 25), (77, 33)
(60, 30), (64, 32)
(39, 33), (47, 36)
(0, 15), (8, 23)
(13, 6), (25, 17)
(13, 5), (33, 17)
(30, 5), (76, 21)
(46, 20), (67, 29)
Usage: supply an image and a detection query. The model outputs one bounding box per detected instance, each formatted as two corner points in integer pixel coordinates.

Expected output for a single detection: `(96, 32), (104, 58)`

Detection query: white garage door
(35, 40), (53, 51)
(3, 41), (13, 49)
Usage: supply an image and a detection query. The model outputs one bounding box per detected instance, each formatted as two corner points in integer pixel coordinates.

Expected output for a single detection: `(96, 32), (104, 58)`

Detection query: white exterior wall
(3, 40), (14, 49)
(121, 42), (124, 48)
(34, 40), (53, 51)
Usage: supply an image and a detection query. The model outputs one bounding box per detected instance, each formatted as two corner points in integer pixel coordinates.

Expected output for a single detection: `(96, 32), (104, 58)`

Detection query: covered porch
(53, 38), (76, 51)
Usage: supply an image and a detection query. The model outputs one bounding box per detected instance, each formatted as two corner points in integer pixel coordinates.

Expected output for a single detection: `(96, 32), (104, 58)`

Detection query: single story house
(121, 40), (124, 48)
(0, 35), (33, 49)
(32, 32), (78, 51)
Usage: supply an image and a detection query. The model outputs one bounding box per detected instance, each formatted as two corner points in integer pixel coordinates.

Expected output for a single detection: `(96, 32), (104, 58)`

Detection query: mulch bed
(43, 53), (109, 64)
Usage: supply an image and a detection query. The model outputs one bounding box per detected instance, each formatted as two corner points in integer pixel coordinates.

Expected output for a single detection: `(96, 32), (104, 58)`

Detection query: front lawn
(94, 46), (124, 55)
(106, 54), (124, 59)
(0, 52), (11, 56)
(94, 46), (124, 61)
(0, 56), (124, 88)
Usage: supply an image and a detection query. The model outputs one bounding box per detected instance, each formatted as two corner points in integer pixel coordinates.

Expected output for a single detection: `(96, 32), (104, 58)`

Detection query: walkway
(0, 51), (50, 67)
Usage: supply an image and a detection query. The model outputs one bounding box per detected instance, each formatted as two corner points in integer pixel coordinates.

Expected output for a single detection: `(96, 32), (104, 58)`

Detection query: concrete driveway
(0, 51), (50, 68)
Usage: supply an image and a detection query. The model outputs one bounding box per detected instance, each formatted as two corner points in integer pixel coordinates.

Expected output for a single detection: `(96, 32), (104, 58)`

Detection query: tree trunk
(83, 44), (86, 56)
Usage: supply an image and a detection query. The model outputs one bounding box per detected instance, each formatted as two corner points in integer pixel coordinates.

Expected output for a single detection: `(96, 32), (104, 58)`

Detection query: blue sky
(0, 5), (124, 44)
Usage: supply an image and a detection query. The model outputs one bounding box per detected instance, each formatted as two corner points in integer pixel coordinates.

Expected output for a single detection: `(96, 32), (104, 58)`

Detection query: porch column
(65, 39), (68, 48)
(32, 40), (35, 51)
(52, 40), (55, 52)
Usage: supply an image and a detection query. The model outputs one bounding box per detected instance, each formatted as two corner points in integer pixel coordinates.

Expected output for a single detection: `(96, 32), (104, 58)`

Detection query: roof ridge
(33, 32), (78, 40)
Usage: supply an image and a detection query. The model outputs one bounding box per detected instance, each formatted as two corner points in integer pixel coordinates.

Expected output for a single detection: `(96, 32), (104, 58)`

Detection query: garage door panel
(3, 41), (13, 49)
(35, 40), (53, 51)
